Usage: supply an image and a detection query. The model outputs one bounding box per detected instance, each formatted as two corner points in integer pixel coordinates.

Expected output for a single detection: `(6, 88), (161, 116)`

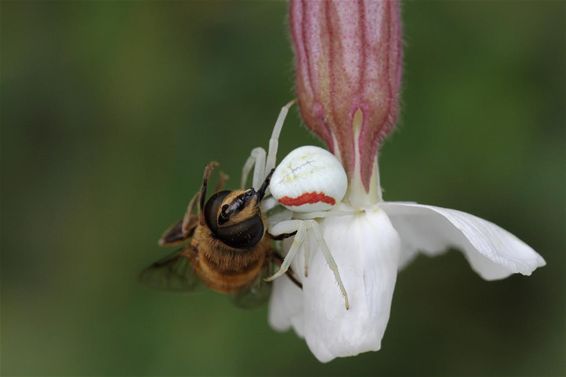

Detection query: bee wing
(159, 216), (198, 247)
(230, 262), (274, 309)
(139, 249), (200, 292)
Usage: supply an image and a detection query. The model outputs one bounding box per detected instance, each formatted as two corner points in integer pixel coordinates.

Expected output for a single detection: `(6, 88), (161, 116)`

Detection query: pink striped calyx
(289, 0), (403, 195)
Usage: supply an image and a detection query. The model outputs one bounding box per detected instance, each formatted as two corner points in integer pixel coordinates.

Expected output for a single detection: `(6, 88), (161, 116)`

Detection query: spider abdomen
(270, 146), (347, 212)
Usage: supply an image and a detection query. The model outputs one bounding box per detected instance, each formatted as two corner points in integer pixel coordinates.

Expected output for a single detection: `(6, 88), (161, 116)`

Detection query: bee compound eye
(218, 204), (231, 225)
(214, 214), (265, 250)
(204, 190), (231, 232)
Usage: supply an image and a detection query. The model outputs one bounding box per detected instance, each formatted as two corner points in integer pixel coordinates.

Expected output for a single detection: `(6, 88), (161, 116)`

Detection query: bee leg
(214, 171), (229, 192)
(159, 220), (187, 246)
(241, 147), (266, 190)
(271, 252), (303, 289)
(159, 191), (200, 246)
(180, 191), (200, 236)
(198, 161), (219, 225)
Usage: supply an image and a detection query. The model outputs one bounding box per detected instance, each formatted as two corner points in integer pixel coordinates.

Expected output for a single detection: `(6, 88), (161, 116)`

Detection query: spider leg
(271, 252), (303, 289)
(265, 99), (295, 176)
(304, 234), (313, 278)
(241, 147), (266, 190)
(310, 221), (350, 310)
(267, 218), (350, 310)
(261, 197), (279, 213)
(265, 220), (306, 282)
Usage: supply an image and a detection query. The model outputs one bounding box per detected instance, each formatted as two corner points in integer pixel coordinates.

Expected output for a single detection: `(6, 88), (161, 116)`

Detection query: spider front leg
(241, 147), (266, 190)
(266, 219), (350, 310)
(265, 99), (295, 174)
(240, 100), (295, 191)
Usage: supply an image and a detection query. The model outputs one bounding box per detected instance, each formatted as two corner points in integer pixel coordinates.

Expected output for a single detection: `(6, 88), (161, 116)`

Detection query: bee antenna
(256, 169), (274, 201)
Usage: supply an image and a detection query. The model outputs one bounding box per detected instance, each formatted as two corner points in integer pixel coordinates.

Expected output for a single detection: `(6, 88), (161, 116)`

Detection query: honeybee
(140, 161), (302, 307)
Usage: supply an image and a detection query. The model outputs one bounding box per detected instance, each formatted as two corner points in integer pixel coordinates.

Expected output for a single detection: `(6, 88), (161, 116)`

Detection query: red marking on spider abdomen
(278, 192), (336, 207)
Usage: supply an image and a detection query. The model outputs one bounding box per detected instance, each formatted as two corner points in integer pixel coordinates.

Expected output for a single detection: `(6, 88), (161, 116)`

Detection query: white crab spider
(241, 101), (351, 309)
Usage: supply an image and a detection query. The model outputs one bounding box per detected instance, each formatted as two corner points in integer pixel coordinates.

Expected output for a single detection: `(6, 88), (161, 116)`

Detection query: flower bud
(289, 0), (403, 193)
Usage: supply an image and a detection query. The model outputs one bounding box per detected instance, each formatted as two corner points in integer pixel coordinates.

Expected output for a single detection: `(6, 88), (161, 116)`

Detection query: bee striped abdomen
(190, 226), (270, 293)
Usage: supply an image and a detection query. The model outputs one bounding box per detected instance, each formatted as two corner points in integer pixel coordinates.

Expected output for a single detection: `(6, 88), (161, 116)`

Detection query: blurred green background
(1, 1), (564, 376)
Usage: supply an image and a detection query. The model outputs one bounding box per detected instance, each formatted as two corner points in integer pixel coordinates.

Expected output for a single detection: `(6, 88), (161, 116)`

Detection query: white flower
(268, 199), (545, 362)
(267, 0), (546, 363)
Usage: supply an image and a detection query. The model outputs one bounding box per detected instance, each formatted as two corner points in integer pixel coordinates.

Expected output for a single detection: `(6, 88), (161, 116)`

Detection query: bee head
(203, 171), (273, 250)
(216, 189), (257, 225)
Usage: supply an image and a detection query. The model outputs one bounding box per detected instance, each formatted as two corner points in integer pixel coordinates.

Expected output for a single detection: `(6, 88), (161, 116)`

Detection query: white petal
(268, 274), (305, 338)
(302, 207), (401, 362)
(380, 202), (546, 280)
(268, 238), (305, 337)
